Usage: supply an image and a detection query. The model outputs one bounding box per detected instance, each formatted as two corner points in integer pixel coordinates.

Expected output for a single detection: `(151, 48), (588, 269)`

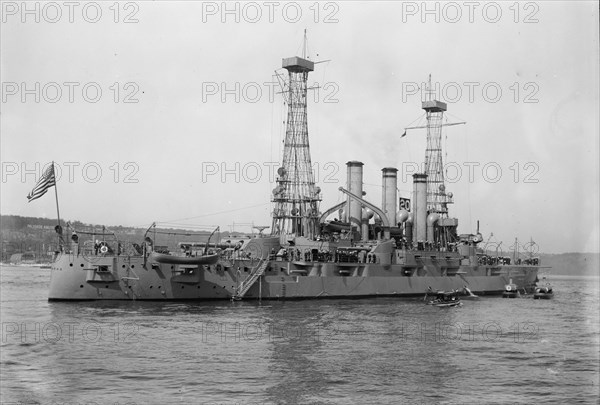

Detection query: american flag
(27, 163), (56, 202)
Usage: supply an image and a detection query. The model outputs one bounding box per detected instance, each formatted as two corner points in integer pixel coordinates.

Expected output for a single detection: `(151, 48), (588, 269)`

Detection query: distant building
(9, 252), (37, 264)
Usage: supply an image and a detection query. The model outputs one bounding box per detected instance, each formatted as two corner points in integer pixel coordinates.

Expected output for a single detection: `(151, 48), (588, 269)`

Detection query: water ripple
(1, 267), (598, 404)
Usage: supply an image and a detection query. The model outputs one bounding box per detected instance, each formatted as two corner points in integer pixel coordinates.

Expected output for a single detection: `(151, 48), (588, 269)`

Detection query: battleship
(47, 48), (541, 301)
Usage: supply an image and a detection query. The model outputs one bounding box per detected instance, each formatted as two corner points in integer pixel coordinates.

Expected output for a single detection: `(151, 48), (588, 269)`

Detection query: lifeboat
(149, 252), (219, 265)
(533, 285), (553, 299)
(426, 291), (463, 307)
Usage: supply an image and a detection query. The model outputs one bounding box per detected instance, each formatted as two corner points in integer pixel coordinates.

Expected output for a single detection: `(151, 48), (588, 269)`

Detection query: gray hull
(48, 252), (538, 301)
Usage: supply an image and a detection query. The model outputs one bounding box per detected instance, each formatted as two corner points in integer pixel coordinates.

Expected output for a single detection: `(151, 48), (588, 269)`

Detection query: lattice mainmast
(422, 75), (451, 216)
(271, 46), (321, 240)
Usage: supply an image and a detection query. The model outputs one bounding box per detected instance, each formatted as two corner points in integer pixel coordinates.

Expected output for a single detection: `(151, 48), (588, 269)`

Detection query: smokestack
(346, 161), (364, 236)
(381, 168), (398, 226)
(412, 173), (428, 245)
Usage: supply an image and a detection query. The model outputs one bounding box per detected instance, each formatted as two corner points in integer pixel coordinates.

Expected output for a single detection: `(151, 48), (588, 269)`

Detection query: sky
(1, 1), (598, 254)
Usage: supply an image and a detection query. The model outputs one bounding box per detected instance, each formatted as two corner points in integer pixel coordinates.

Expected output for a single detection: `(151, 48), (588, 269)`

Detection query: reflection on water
(1, 266), (598, 404)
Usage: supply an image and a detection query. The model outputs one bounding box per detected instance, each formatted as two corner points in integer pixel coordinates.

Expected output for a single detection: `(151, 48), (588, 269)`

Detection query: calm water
(1, 266), (598, 404)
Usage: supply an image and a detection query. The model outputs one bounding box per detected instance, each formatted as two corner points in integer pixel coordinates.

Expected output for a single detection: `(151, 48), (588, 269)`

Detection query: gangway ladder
(232, 259), (269, 301)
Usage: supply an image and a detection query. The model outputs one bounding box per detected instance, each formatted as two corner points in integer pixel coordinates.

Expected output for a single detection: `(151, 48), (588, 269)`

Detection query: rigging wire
(402, 113), (428, 167)
(158, 202), (271, 224)
(464, 123), (472, 230)
(154, 223), (217, 230)
(444, 116), (449, 175)
(403, 112), (427, 129)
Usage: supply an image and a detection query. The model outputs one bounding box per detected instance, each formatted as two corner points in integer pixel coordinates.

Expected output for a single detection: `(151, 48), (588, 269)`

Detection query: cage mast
(422, 75), (452, 216)
(271, 34), (321, 240)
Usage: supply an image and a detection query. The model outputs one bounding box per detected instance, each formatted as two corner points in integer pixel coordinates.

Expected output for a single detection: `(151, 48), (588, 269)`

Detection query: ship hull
(48, 252), (539, 301)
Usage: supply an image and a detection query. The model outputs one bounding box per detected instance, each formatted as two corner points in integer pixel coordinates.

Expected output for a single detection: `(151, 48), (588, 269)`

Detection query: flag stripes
(27, 164), (56, 202)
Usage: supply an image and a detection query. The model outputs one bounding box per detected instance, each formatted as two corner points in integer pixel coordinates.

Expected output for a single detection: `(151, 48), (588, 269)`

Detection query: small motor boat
(502, 283), (519, 298)
(533, 285), (553, 299)
(427, 291), (462, 307)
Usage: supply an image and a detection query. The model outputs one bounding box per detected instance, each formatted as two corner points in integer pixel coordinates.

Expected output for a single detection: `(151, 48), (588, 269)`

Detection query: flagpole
(52, 161), (63, 250)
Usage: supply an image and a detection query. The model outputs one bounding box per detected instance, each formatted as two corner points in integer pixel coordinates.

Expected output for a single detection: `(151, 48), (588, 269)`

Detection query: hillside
(1, 215), (598, 275)
(0, 215), (246, 262)
(536, 252), (599, 277)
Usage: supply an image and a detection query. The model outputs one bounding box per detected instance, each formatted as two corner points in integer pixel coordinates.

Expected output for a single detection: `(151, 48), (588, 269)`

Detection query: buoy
(100, 245), (108, 254)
